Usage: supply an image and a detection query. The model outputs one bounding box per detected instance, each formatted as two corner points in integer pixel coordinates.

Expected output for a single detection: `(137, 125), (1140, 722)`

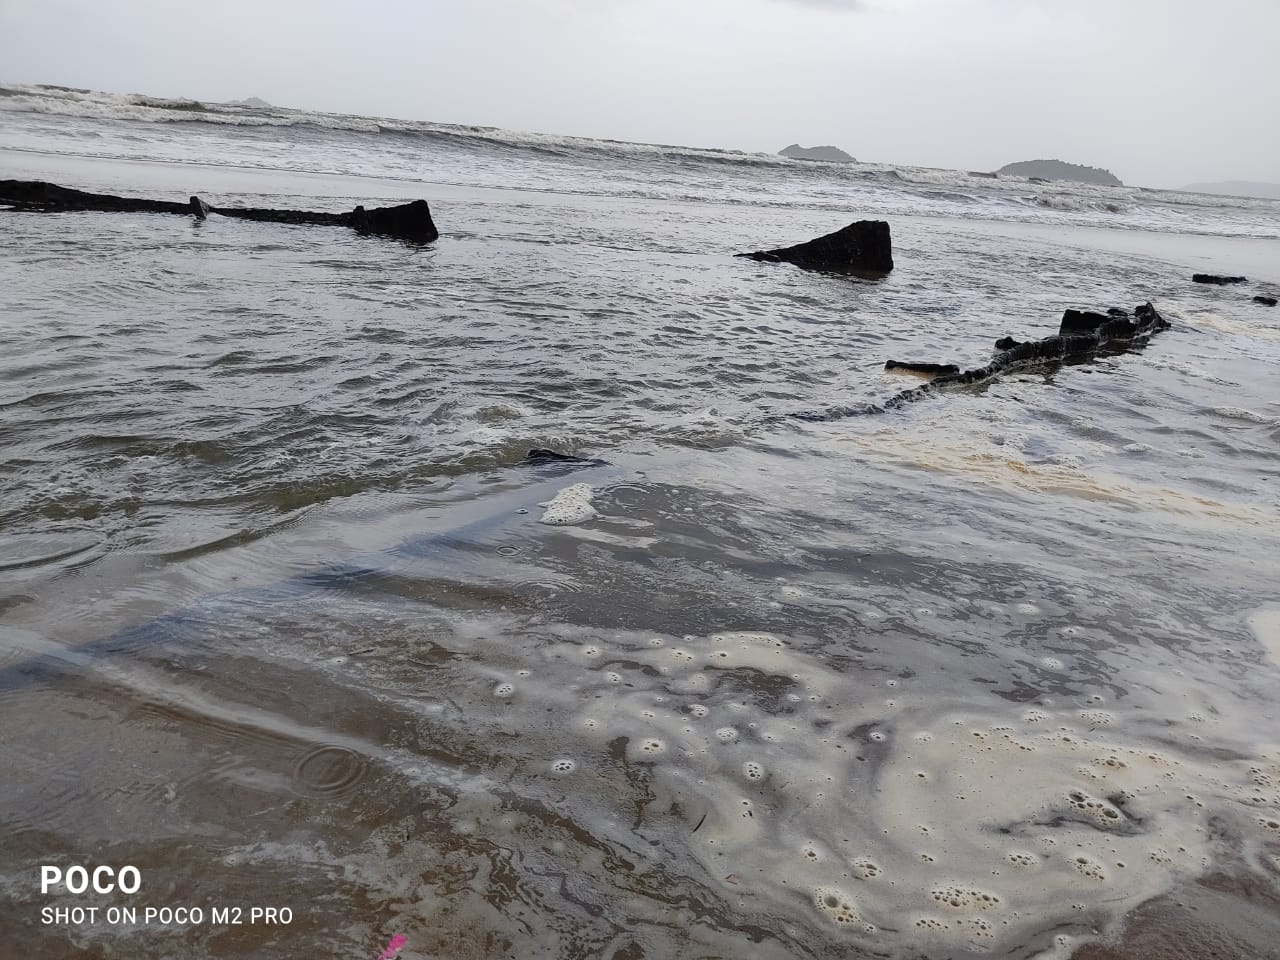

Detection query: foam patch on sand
(538, 484), (595, 525)
(467, 622), (1280, 957)
(1212, 406), (1278, 425)
(196, 607), (1280, 959)
(1248, 606), (1280, 666)
(837, 427), (1278, 531)
(1185, 309), (1280, 341)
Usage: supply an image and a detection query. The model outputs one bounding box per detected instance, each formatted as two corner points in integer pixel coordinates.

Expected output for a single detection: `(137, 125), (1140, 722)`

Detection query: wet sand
(5, 443), (1280, 958)
(1073, 874), (1280, 960)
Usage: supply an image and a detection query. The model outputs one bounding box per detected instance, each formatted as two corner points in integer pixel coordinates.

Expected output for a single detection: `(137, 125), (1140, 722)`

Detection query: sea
(2, 83), (1280, 960)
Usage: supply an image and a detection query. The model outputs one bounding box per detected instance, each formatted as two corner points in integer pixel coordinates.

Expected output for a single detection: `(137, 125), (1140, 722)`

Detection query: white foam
(537, 484), (595, 525)
(850, 857), (883, 879)
(1213, 406), (1276, 424)
(1248, 606), (1280, 666)
(812, 886), (861, 926)
(631, 737), (667, 760)
(432, 620), (1280, 956)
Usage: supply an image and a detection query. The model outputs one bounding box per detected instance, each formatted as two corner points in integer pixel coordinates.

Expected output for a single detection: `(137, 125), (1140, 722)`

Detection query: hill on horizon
(779, 144), (855, 163)
(1182, 180), (1280, 201)
(996, 159), (1122, 187)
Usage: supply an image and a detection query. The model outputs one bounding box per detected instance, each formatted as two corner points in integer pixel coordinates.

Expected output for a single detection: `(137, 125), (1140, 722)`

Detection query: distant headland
(779, 144), (855, 163)
(996, 159), (1123, 187)
(228, 96), (273, 109)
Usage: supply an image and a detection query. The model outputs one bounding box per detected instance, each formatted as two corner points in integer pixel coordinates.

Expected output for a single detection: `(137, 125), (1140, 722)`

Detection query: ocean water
(2, 84), (1280, 959)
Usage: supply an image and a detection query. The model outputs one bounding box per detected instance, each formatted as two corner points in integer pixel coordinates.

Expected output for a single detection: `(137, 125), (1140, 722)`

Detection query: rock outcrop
(1254, 295), (1278, 307)
(738, 220), (893, 274)
(779, 144), (855, 163)
(996, 159), (1123, 187)
(0, 180), (439, 243)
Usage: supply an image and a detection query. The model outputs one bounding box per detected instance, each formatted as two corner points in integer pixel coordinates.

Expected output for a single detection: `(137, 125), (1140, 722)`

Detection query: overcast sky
(1, 0), (1276, 188)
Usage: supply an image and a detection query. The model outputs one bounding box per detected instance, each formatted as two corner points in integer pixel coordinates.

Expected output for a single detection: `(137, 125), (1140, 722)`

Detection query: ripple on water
(0, 529), (106, 577)
(516, 575), (584, 595)
(291, 744), (369, 798)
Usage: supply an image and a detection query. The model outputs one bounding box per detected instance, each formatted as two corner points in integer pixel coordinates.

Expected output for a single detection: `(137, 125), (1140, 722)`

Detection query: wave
(1031, 194), (1127, 214)
(0, 82), (795, 172)
(125, 94), (211, 112)
(4, 83), (1280, 241)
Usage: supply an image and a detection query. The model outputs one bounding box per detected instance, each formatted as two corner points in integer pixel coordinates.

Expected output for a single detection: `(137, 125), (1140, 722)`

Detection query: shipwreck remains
(738, 220), (893, 274)
(794, 302), (1171, 421)
(0, 180), (439, 243)
(883, 361), (960, 377)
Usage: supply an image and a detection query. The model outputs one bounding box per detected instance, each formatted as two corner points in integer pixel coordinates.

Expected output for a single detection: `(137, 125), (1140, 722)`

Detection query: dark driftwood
(794, 302), (1170, 421)
(738, 220), (893, 274)
(0, 180), (438, 242)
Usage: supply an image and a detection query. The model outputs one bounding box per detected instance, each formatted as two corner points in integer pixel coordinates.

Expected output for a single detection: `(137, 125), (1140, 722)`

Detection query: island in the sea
(229, 96), (273, 109)
(996, 159), (1123, 187)
(779, 144), (855, 162)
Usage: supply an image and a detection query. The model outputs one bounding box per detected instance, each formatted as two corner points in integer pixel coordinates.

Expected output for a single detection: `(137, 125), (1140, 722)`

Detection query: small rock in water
(1253, 295), (1277, 307)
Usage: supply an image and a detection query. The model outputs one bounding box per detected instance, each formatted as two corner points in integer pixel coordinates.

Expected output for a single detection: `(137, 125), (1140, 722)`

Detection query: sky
(1, 0), (1276, 188)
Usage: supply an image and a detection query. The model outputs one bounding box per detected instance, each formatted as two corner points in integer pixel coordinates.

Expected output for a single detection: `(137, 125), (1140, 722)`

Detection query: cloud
(768, 0), (864, 10)
(1, 0), (1275, 185)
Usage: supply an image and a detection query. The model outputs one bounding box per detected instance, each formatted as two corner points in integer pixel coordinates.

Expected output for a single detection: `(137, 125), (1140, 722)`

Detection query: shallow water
(3, 89), (1280, 959)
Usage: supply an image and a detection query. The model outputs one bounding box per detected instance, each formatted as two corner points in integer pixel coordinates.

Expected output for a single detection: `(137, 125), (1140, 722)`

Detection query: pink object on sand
(378, 934), (408, 960)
